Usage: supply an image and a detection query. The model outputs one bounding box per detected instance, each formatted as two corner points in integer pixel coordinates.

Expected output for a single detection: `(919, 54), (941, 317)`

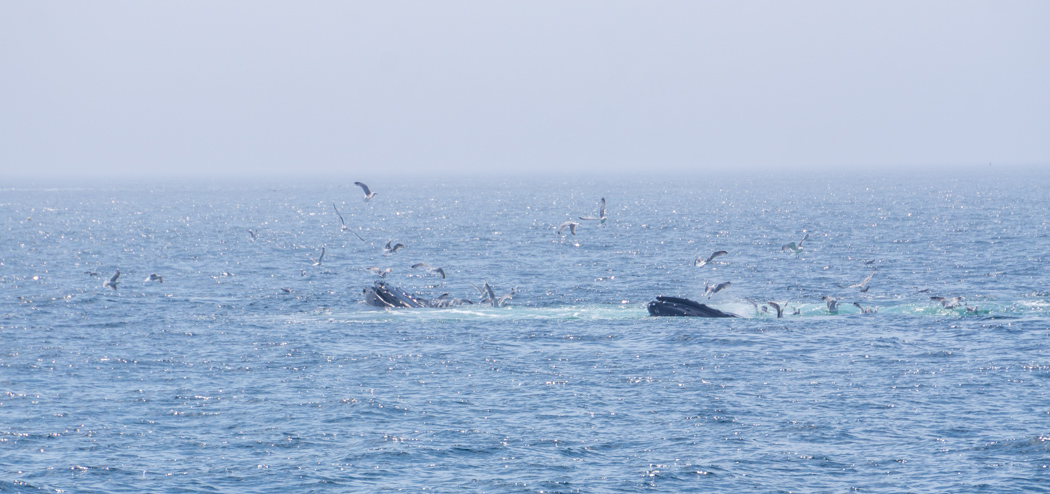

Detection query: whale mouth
(647, 296), (737, 318)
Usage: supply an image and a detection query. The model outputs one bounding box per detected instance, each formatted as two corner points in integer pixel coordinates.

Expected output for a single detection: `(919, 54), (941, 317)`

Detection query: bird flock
(87, 183), (978, 317)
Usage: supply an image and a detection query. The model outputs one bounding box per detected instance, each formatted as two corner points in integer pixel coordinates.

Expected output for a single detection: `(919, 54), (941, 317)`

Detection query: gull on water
(703, 281), (731, 298)
(822, 296), (839, 313)
(853, 302), (877, 314)
(472, 282), (514, 307)
(412, 263), (446, 279)
(767, 301), (786, 318)
(307, 247), (325, 266)
(694, 250), (728, 267)
(931, 296), (962, 309)
(782, 233), (809, 258)
(557, 221), (579, 236)
(354, 182), (377, 201)
(333, 203), (367, 242)
(579, 197), (607, 224)
(367, 267), (392, 278)
(384, 241), (406, 254)
(145, 274), (163, 283)
(103, 271), (120, 290)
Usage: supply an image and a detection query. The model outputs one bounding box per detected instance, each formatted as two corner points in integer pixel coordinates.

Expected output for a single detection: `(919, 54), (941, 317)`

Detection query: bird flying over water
(782, 233), (809, 258)
(703, 281), (731, 298)
(333, 203), (367, 242)
(308, 247), (325, 266)
(354, 182), (376, 201)
(695, 250), (728, 267)
(853, 302), (877, 314)
(384, 241), (406, 254)
(557, 221), (579, 236)
(367, 267), (392, 278)
(412, 262), (446, 279)
(145, 274), (163, 283)
(247, 229), (257, 241)
(931, 296), (962, 309)
(103, 270), (120, 290)
(579, 197), (607, 224)
(846, 267), (877, 290)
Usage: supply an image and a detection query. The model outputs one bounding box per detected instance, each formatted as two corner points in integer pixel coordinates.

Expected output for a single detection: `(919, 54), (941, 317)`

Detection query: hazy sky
(2, 1), (1048, 179)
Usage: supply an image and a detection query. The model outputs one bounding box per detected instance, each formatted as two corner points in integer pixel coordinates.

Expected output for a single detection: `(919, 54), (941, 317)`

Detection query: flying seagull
(703, 281), (731, 298)
(367, 267), (392, 278)
(579, 197), (607, 224)
(412, 262), (446, 279)
(782, 233), (810, 258)
(354, 182), (376, 201)
(307, 247), (325, 266)
(145, 274), (163, 283)
(384, 241), (406, 254)
(247, 229), (257, 241)
(695, 250), (728, 267)
(557, 221), (579, 236)
(845, 267), (877, 290)
(103, 270), (120, 290)
(333, 203), (367, 242)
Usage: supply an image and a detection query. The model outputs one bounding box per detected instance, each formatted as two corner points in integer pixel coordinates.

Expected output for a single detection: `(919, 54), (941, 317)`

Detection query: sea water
(2, 169), (1049, 492)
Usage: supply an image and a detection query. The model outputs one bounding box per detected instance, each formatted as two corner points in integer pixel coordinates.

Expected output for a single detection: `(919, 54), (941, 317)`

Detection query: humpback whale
(647, 296), (736, 318)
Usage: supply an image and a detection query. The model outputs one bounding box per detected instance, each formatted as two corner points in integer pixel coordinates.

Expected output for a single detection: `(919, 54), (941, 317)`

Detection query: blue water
(3, 170), (1049, 492)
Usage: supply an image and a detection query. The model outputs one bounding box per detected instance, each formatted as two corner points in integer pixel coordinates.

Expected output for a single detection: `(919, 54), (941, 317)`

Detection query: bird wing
(384, 240), (392, 250)
(110, 271), (120, 283)
(557, 222), (570, 234)
(318, 247), (325, 263)
(781, 243), (796, 252)
(714, 281), (731, 293)
(393, 244), (405, 252)
(599, 197), (606, 218)
(707, 250), (728, 263)
(799, 233), (809, 246)
(412, 263), (427, 269)
(332, 203), (346, 227)
(858, 269), (876, 286)
(354, 182), (371, 196)
(569, 223), (577, 235)
(435, 268), (446, 279)
(579, 216), (601, 221)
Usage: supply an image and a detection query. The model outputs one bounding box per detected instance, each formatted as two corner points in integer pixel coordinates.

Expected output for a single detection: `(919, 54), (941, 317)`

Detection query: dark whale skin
(647, 296), (736, 318)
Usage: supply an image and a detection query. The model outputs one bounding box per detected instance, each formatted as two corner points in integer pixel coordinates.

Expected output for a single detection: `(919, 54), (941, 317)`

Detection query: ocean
(2, 169), (1049, 492)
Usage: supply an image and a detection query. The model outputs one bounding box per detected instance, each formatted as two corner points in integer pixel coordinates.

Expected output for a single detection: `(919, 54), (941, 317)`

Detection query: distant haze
(1, 1), (1048, 180)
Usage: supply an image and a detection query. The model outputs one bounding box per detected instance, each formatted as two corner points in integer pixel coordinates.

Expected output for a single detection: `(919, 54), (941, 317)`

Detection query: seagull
(694, 250), (728, 267)
(931, 296), (962, 309)
(354, 182), (376, 201)
(579, 197), (607, 224)
(792, 308), (801, 316)
(84, 271), (100, 277)
(412, 262), (446, 279)
(384, 241), (405, 254)
(846, 267), (877, 290)
(767, 301), (786, 318)
(703, 281), (731, 298)
(367, 267), (392, 278)
(145, 274), (163, 283)
(307, 247), (325, 266)
(333, 203), (367, 242)
(782, 233), (809, 258)
(472, 282), (513, 307)
(965, 304), (979, 313)
(853, 302), (877, 314)
(557, 221), (579, 236)
(822, 296), (839, 313)
(247, 229), (257, 241)
(280, 288), (292, 294)
(103, 270), (120, 290)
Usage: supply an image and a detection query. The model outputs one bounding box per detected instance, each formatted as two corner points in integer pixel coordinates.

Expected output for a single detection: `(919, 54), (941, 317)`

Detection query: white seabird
(822, 296), (839, 313)
(354, 182), (377, 201)
(333, 203), (367, 242)
(103, 270), (120, 290)
(412, 262), (446, 279)
(579, 197), (607, 224)
(384, 241), (405, 254)
(557, 221), (579, 236)
(308, 247), (325, 266)
(694, 250), (728, 267)
(846, 267), (877, 291)
(703, 281), (731, 298)
(145, 273), (163, 283)
(782, 233), (810, 258)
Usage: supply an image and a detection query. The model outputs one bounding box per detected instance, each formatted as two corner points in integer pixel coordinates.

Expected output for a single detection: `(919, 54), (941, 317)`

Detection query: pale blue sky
(2, 1), (1048, 179)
